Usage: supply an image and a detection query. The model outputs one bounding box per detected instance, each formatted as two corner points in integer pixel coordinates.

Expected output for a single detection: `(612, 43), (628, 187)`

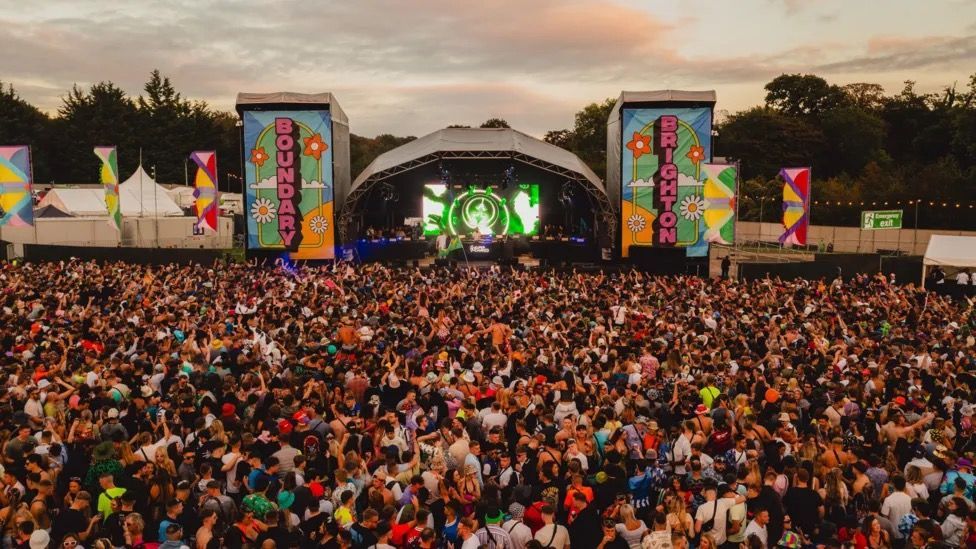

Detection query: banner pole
(29, 146), (38, 246)
(733, 160), (740, 252)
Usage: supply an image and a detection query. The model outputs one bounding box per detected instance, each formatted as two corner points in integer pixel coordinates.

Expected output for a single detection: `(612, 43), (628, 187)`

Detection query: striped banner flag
(190, 151), (218, 233)
(0, 146), (34, 227)
(779, 167), (811, 246)
(94, 146), (122, 231)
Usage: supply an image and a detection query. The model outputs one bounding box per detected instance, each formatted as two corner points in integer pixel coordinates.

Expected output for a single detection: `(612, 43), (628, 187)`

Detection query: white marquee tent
(37, 166), (184, 217)
(922, 234), (976, 287)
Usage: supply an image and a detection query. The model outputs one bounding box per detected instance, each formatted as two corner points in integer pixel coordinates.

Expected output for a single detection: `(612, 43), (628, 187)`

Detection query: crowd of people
(0, 258), (974, 549)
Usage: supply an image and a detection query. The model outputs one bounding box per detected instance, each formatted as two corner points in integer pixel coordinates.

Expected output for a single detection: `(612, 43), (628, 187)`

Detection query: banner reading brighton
(94, 146), (122, 231)
(779, 167), (811, 246)
(244, 110), (334, 259)
(190, 151), (218, 233)
(0, 146), (34, 227)
(620, 107), (712, 257)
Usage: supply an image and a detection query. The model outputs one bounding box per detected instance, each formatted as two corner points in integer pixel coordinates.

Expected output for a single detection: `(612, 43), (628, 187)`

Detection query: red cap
(894, 396), (907, 406)
(221, 403), (236, 417)
(277, 419), (293, 435)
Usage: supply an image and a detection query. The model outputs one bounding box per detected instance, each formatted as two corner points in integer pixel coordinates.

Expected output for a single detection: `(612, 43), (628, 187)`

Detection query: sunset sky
(3, 0), (975, 137)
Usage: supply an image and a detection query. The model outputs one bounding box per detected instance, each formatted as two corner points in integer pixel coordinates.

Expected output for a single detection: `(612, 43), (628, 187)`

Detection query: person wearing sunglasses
(60, 533), (82, 549)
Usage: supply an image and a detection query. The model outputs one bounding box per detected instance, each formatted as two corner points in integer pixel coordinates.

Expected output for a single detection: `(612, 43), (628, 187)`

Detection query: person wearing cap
(940, 458), (976, 499)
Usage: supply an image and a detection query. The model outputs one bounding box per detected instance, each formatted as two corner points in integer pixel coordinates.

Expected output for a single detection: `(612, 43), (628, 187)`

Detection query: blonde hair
(154, 447), (176, 476)
(126, 513), (145, 535)
(210, 420), (228, 444)
(619, 503), (636, 523)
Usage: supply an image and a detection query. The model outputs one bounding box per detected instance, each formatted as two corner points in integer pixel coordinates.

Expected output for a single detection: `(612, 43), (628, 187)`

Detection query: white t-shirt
(671, 435), (692, 475)
(502, 519), (533, 549)
(956, 272), (970, 285)
(694, 497), (735, 544)
(882, 491), (913, 538)
(222, 451), (241, 493)
(743, 520), (767, 547)
(534, 523), (570, 549)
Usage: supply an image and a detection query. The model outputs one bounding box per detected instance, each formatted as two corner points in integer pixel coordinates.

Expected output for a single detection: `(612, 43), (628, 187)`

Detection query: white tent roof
(924, 235), (976, 267)
(37, 166), (184, 217)
(351, 127), (605, 193)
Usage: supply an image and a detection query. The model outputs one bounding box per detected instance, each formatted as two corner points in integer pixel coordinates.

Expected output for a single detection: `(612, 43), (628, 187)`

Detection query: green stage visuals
(422, 184), (539, 236)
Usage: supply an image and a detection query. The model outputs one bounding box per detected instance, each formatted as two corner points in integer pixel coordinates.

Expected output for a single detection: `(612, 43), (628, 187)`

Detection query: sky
(2, 0), (975, 138)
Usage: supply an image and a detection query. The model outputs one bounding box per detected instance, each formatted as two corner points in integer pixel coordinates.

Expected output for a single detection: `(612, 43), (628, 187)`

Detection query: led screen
(422, 184), (539, 236)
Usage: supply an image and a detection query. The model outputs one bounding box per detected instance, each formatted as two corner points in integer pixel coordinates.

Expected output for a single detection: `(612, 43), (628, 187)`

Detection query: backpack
(202, 495), (234, 537)
(705, 428), (733, 455)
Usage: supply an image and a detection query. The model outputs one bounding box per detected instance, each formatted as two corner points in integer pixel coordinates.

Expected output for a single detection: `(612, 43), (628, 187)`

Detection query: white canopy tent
(37, 166), (184, 217)
(922, 234), (976, 287)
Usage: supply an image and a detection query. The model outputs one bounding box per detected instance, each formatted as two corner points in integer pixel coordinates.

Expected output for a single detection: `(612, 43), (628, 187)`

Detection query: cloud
(2, 0), (974, 137)
(818, 34), (976, 72)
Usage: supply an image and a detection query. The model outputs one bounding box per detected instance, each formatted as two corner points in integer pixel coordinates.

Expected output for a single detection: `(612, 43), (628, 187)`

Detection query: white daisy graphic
(679, 195), (706, 221)
(626, 213), (646, 233)
(251, 198), (277, 224)
(309, 216), (329, 235)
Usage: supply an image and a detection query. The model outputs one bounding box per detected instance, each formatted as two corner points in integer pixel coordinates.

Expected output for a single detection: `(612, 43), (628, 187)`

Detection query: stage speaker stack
(629, 246), (687, 275)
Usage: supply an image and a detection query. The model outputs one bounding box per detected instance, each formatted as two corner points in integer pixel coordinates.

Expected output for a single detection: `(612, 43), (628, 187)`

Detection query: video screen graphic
(422, 184), (539, 236)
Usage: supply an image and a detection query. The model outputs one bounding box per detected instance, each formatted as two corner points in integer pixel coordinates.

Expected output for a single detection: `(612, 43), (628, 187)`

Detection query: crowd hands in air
(0, 258), (974, 549)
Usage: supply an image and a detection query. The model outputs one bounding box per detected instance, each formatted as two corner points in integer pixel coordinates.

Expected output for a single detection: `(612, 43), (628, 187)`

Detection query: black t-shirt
(51, 507), (88, 543)
(784, 486), (823, 536)
(105, 509), (132, 547)
(224, 525), (248, 549)
(350, 522), (378, 547)
(300, 512), (330, 549)
(124, 476), (150, 516)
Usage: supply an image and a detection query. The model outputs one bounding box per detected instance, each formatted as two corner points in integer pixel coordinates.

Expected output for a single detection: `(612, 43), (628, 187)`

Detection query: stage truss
(339, 150), (616, 244)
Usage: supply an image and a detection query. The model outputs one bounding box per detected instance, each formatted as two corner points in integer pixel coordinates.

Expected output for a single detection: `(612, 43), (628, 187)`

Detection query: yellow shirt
(334, 505), (353, 528)
(699, 386), (721, 409)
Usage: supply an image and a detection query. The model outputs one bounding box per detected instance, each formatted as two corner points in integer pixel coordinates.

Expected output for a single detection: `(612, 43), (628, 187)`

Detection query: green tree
(479, 118), (510, 128)
(349, 133), (416, 180)
(136, 70), (194, 183)
(819, 107), (887, 177)
(764, 74), (848, 116)
(0, 82), (52, 181)
(51, 82), (140, 182)
(842, 83), (886, 111)
(715, 107), (826, 180)
(543, 129), (573, 149)
(544, 98), (615, 178)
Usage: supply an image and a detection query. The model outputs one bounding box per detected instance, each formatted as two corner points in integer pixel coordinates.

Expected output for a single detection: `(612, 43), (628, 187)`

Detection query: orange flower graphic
(250, 147), (269, 167)
(626, 132), (652, 160)
(686, 145), (705, 164)
(303, 134), (328, 160)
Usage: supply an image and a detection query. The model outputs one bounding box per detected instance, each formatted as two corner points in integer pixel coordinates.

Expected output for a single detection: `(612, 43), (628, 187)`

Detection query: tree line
(1, 71), (974, 228)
